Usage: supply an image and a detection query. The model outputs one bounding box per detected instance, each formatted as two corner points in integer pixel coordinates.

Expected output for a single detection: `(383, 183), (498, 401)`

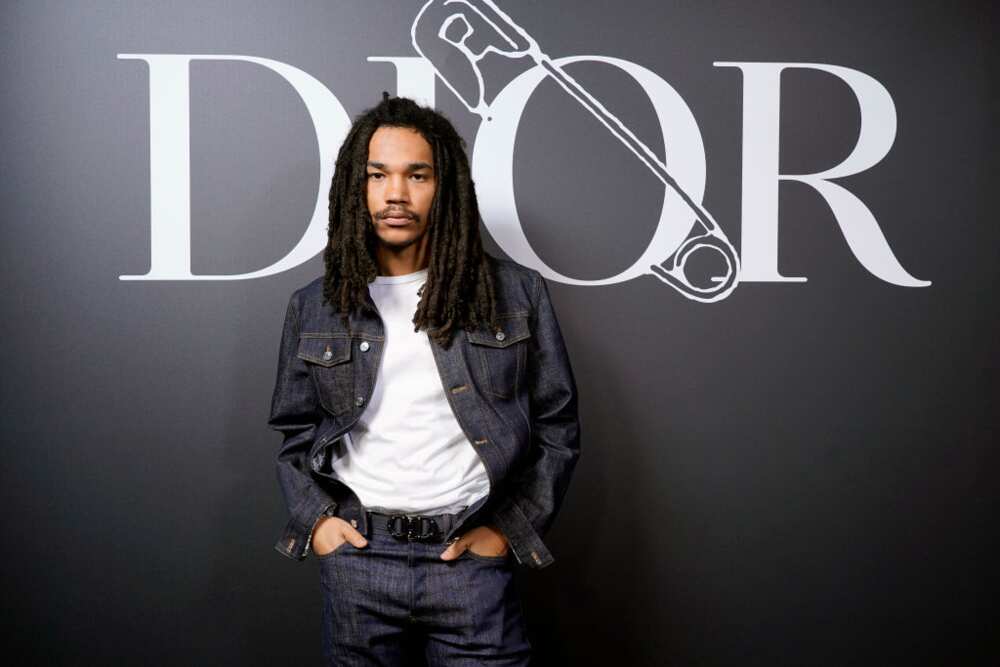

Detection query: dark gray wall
(1, 1), (994, 664)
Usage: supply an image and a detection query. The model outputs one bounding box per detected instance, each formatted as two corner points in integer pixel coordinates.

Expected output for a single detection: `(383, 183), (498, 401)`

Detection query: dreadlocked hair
(322, 92), (499, 348)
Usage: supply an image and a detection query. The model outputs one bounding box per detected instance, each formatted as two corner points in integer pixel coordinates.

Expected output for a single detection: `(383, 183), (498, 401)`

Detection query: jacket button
(495, 330), (506, 342)
(355, 396), (365, 407)
(322, 349), (334, 361)
(359, 341), (370, 352)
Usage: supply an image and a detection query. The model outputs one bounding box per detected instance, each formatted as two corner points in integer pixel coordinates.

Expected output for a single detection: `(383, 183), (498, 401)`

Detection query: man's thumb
(347, 525), (368, 548)
(440, 538), (465, 560)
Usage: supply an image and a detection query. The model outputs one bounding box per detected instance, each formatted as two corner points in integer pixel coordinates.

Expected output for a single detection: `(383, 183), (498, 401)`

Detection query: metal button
(322, 348), (333, 361)
(359, 340), (370, 352)
(495, 330), (506, 342)
(350, 519), (358, 528)
(355, 396), (365, 407)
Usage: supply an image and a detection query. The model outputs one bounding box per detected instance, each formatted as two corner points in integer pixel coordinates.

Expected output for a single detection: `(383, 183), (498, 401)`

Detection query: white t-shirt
(328, 267), (491, 514)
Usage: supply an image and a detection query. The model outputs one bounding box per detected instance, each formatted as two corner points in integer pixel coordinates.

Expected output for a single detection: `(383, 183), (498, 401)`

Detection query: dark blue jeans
(318, 512), (533, 665)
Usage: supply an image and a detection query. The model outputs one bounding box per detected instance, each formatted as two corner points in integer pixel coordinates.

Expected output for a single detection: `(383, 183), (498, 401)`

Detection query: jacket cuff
(488, 494), (554, 569)
(273, 484), (337, 561)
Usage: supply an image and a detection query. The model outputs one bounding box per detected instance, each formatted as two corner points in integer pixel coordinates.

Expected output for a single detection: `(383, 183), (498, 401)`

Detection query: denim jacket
(267, 255), (580, 569)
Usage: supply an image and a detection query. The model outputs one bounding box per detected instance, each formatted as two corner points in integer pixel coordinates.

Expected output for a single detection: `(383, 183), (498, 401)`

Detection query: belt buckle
(386, 514), (440, 542)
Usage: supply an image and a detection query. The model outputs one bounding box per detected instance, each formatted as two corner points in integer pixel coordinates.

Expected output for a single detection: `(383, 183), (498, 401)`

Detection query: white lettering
(473, 55), (708, 286)
(715, 61), (930, 286)
(117, 54), (351, 280)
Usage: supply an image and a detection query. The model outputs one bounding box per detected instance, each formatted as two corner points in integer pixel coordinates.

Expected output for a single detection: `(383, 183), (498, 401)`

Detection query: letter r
(714, 61), (929, 287)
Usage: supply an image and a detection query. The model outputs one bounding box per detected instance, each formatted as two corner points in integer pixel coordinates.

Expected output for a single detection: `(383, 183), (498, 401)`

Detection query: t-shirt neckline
(372, 267), (429, 285)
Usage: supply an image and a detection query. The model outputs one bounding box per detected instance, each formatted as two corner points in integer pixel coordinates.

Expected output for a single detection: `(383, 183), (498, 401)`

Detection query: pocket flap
(296, 335), (352, 367)
(465, 314), (531, 348)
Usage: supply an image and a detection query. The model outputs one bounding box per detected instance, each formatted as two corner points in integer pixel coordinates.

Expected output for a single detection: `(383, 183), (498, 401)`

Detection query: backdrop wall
(2, 1), (994, 664)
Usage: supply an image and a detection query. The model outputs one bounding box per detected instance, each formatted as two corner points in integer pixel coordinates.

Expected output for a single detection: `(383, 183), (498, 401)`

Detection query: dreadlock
(322, 93), (500, 348)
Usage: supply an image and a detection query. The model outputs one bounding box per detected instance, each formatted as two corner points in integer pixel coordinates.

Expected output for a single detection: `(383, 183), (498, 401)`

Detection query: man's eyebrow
(366, 161), (434, 171)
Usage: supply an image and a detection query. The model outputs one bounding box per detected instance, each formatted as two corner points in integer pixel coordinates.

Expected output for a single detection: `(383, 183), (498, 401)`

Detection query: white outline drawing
(412, 0), (740, 302)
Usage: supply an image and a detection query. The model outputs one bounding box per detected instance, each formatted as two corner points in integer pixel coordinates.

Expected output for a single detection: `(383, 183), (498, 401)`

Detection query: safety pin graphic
(412, 0), (740, 302)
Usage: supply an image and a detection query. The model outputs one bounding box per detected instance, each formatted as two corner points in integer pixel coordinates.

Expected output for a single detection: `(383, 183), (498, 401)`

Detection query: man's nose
(385, 174), (410, 203)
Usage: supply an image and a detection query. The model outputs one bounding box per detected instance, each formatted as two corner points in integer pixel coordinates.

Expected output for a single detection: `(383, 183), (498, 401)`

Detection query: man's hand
(312, 516), (368, 557)
(439, 524), (509, 560)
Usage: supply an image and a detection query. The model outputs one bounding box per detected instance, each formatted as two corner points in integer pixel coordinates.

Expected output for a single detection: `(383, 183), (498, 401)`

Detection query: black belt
(365, 509), (461, 544)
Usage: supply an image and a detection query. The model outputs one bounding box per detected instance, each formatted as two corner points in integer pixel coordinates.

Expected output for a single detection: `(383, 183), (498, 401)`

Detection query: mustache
(377, 209), (419, 221)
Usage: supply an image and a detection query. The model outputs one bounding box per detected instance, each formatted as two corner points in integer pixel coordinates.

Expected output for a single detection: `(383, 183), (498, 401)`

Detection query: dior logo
(117, 0), (929, 300)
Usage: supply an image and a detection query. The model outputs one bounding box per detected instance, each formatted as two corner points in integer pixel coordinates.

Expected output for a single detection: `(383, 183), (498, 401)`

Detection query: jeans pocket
(315, 540), (351, 561)
(297, 335), (354, 416)
(460, 548), (511, 564)
(464, 314), (531, 399)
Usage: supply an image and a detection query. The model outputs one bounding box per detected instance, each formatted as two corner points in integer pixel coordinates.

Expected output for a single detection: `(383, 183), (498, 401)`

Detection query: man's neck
(375, 243), (430, 276)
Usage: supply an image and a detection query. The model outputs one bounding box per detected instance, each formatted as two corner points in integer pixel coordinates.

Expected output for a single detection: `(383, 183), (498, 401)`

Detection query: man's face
(365, 125), (436, 253)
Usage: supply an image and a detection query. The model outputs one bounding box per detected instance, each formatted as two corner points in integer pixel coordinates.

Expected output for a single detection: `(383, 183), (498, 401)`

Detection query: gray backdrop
(2, 1), (995, 665)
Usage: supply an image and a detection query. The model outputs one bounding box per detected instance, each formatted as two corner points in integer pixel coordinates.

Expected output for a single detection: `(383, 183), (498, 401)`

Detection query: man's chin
(375, 231), (422, 248)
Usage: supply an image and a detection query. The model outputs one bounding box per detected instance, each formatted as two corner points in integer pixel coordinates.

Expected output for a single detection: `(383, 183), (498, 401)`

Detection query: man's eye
(411, 174), (426, 181)
(367, 173), (383, 180)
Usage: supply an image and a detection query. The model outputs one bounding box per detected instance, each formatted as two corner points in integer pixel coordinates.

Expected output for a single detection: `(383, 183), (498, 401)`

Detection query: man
(268, 93), (580, 665)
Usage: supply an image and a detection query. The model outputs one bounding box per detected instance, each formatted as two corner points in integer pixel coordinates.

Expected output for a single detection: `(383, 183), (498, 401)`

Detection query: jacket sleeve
(267, 293), (337, 561)
(487, 271), (581, 569)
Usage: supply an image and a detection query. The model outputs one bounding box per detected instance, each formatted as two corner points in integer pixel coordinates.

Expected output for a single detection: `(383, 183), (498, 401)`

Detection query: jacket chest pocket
(465, 314), (531, 399)
(297, 335), (354, 417)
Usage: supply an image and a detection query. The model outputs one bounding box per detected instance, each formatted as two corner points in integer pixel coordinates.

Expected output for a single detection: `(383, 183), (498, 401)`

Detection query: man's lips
(381, 215), (415, 226)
